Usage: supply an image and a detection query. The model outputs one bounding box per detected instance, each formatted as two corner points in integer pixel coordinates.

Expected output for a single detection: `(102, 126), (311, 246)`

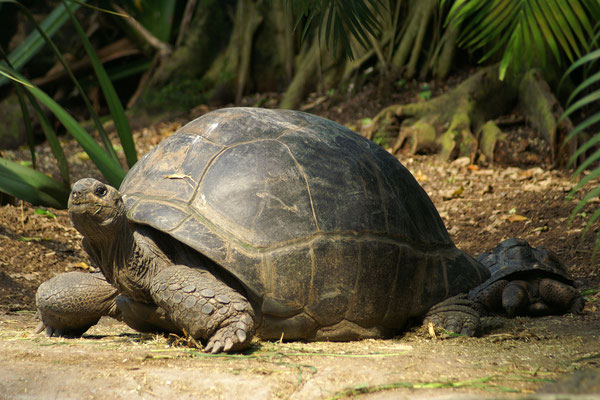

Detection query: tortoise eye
(94, 185), (107, 197)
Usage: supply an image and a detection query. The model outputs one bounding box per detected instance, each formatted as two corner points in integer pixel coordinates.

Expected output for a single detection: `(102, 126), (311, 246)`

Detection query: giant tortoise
(469, 238), (584, 317)
(36, 107), (490, 353)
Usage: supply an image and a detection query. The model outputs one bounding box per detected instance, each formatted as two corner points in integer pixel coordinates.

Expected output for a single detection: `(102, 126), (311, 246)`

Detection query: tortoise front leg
(149, 265), (255, 353)
(36, 272), (119, 337)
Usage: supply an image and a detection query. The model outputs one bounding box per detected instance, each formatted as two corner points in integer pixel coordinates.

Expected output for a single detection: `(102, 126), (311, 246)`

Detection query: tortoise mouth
(69, 201), (106, 216)
(68, 193), (101, 214)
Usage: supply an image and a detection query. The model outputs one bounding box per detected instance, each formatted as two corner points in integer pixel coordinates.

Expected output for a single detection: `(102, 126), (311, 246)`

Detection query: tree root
(366, 66), (516, 160)
(367, 67), (575, 164)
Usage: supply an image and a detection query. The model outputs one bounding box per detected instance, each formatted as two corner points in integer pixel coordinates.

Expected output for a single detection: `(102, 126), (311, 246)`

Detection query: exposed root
(366, 66), (516, 160)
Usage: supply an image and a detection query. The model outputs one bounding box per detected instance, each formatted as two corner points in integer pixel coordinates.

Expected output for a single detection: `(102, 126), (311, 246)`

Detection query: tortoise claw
(34, 321), (45, 335)
(204, 316), (254, 354)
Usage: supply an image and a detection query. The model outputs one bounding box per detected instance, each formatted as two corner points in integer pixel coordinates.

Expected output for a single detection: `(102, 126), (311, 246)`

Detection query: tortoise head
(68, 178), (126, 241)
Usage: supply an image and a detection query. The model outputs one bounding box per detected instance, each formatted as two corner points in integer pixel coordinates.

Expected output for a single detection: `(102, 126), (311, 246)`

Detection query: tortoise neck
(115, 224), (172, 302)
(90, 218), (135, 286)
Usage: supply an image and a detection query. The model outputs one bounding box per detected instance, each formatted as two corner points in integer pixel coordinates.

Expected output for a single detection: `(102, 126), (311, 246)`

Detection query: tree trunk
(518, 69), (575, 166)
(279, 38), (320, 109)
(137, 0), (233, 111)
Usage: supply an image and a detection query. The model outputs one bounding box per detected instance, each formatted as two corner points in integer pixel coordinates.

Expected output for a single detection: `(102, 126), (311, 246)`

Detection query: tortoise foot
(205, 313), (254, 353)
(150, 265), (256, 353)
(424, 294), (481, 336)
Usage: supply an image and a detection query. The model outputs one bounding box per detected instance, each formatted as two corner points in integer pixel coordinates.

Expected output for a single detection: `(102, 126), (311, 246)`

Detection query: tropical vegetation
(0, 0), (598, 248)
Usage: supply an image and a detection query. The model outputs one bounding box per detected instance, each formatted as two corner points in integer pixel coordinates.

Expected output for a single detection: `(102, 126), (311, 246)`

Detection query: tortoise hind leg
(149, 265), (255, 353)
(539, 278), (585, 315)
(423, 294), (481, 336)
(36, 272), (119, 337)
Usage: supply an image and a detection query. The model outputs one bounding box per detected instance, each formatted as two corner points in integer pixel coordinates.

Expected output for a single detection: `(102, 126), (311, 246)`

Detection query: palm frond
(446, 0), (600, 79)
(562, 24), (600, 254)
(288, 0), (385, 59)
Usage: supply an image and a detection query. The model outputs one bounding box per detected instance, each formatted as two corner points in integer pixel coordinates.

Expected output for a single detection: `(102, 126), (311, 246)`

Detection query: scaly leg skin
(423, 294), (481, 336)
(36, 272), (119, 337)
(150, 265), (255, 353)
(114, 295), (182, 334)
(501, 280), (532, 317)
(539, 278), (585, 315)
(470, 279), (508, 314)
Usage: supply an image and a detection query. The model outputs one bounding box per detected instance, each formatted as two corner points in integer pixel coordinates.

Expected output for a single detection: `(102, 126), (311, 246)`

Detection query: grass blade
(24, 83), (126, 186)
(0, 65), (126, 186)
(0, 0), (84, 87)
(6, 0), (121, 165)
(63, 0), (137, 167)
(24, 90), (71, 186)
(0, 158), (69, 208)
(13, 84), (36, 169)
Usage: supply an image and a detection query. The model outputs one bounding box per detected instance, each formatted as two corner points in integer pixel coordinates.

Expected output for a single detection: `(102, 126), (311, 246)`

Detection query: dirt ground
(1, 81), (600, 399)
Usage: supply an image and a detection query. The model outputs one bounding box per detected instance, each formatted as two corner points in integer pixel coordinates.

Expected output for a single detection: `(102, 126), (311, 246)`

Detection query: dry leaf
(452, 186), (464, 197)
(506, 214), (528, 222)
(163, 173), (190, 180)
(414, 170), (429, 182)
(73, 262), (91, 270)
(451, 157), (470, 168)
(428, 321), (437, 339)
(442, 186), (464, 200)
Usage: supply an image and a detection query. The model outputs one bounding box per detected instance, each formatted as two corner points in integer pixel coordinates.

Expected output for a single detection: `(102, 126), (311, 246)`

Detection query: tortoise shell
(469, 238), (574, 297)
(119, 107), (488, 338)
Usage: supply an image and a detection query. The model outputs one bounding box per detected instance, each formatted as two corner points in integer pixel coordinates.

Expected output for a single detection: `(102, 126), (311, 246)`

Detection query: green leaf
(63, 1), (137, 168)
(6, 0), (120, 165)
(34, 208), (56, 218)
(0, 65), (126, 187)
(0, 0), (84, 87)
(571, 154), (600, 193)
(0, 46), (70, 185)
(528, 0), (561, 64)
(567, 71), (600, 105)
(463, 1), (514, 49)
(571, 186), (600, 221)
(543, 0), (581, 60)
(25, 91), (71, 186)
(562, 91), (600, 120)
(582, 206), (600, 240)
(0, 158), (69, 208)
(24, 83), (126, 187)
(571, 147), (600, 184)
(562, 0), (594, 44)
(292, 0), (384, 59)
(566, 121), (600, 165)
(560, 48), (600, 87)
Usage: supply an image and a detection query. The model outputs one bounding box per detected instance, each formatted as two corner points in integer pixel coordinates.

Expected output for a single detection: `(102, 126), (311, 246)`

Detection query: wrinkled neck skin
(81, 218), (171, 303)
